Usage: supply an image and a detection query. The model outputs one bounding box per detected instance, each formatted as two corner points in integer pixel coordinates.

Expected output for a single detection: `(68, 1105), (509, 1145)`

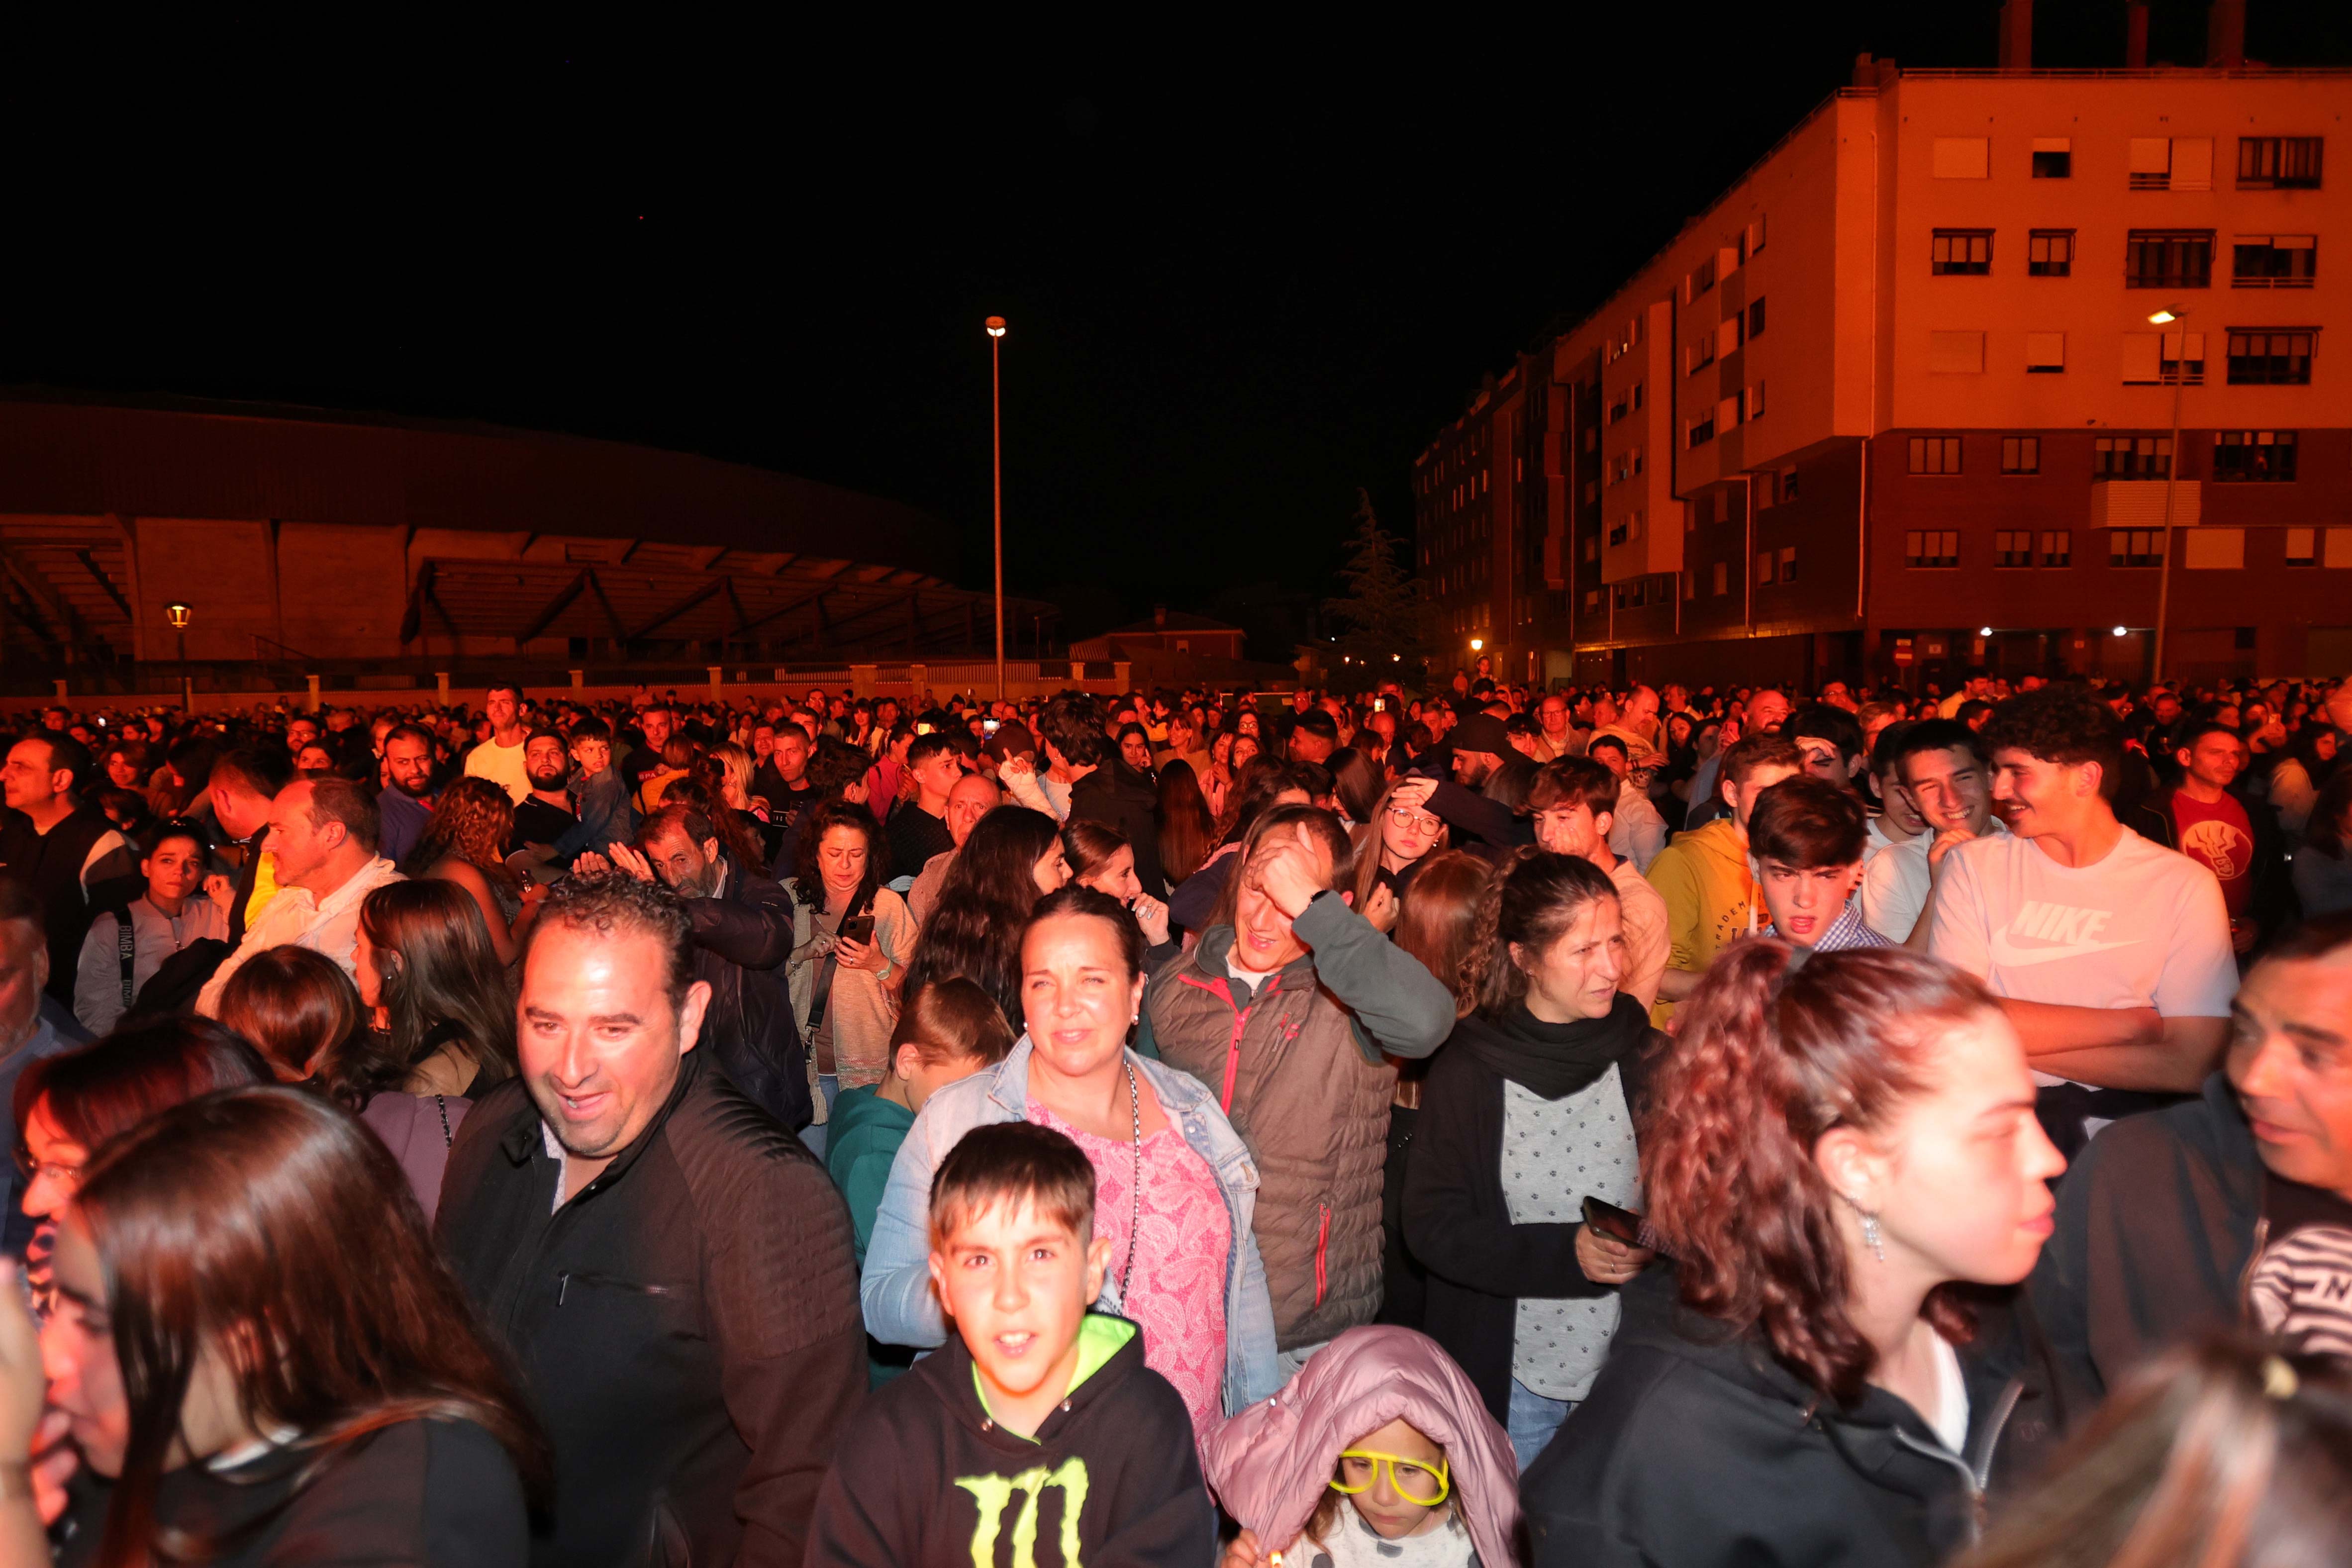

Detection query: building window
(2094, 436), (2172, 479)
(2002, 437), (2040, 474)
(2026, 333), (2066, 374)
(1932, 230), (1993, 276)
(1905, 531), (1960, 569)
(2040, 530), (2072, 567)
(2032, 139), (2072, 179)
(1686, 258), (1716, 300)
(2233, 235), (2317, 289)
(2130, 137), (2213, 192)
(2286, 528), (2317, 567)
(1687, 336), (1715, 376)
(1777, 545), (1797, 582)
(1748, 297), (1766, 339)
(1742, 215), (1767, 258)
(2123, 332), (2205, 385)
(2212, 430), (2297, 482)
(1711, 561), (1729, 595)
(1928, 330), (1986, 374)
(1607, 390), (1630, 424)
(1756, 552), (1775, 585)
(2111, 530), (2168, 568)
(1781, 467), (1799, 500)
(1908, 436), (1962, 475)
(1995, 531), (2034, 567)
(2028, 230), (2074, 277)
(1687, 414), (1715, 448)
(1746, 381), (1765, 420)
(2228, 330), (2315, 385)
(2238, 136), (2323, 190)
(2126, 231), (2214, 290)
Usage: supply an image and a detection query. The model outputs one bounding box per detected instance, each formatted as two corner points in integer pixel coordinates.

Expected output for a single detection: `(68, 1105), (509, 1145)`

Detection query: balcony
(2088, 480), (2201, 529)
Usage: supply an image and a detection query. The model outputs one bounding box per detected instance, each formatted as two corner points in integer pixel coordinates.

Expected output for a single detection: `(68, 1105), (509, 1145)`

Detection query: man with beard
(509, 729), (578, 859)
(1444, 712), (1515, 791)
(580, 802), (809, 1133)
(375, 723), (439, 868)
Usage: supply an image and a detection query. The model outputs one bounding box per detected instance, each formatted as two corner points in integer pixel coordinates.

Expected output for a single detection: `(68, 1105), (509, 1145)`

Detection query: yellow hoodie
(1645, 817), (1761, 1023)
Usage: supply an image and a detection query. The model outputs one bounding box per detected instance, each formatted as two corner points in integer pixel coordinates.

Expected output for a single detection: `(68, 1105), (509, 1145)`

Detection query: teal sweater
(826, 1083), (914, 1267)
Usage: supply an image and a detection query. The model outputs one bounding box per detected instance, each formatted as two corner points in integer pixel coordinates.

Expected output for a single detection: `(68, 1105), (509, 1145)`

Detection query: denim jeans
(1506, 1379), (1575, 1471)
(799, 1073), (840, 1160)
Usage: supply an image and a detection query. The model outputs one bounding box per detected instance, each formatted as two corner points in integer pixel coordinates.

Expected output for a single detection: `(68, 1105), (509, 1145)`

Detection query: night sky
(6, 5), (2346, 653)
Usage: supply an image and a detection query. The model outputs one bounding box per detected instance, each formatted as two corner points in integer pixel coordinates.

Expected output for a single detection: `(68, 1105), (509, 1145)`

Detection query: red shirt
(2171, 789), (2255, 919)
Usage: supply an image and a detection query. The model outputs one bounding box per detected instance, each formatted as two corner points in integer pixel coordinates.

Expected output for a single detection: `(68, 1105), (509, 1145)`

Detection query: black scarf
(1450, 992), (1651, 1101)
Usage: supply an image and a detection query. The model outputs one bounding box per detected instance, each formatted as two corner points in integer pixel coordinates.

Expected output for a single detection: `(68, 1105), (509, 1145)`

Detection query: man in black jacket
(436, 873), (865, 1568)
(2024, 913), (2352, 1415)
(0, 733), (141, 1004)
(1066, 731), (1167, 898)
(578, 802), (811, 1132)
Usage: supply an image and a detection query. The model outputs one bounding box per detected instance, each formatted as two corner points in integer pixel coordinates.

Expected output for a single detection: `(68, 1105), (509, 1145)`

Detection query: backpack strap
(116, 904), (137, 1010)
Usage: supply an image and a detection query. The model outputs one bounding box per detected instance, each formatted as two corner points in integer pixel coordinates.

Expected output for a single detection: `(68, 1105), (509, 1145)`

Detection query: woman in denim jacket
(860, 885), (1281, 1429)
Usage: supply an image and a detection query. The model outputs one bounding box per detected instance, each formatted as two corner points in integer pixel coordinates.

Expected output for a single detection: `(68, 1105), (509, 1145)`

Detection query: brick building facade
(1416, 59), (2352, 692)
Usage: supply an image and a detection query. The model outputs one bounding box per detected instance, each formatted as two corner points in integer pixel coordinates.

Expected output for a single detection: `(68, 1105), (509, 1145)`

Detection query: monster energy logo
(955, 1458), (1091, 1568)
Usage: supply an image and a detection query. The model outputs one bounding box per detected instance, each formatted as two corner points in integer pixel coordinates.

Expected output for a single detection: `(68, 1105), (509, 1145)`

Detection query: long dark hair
(1644, 941), (1998, 1406)
(903, 806), (1063, 1023)
(791, 798), (884, 912)
(1391, 850), (1494, 1004)
(1155, 760), (1215, 885)
(81, 1089), (547, 1568)
(332, 881), (515, 1107)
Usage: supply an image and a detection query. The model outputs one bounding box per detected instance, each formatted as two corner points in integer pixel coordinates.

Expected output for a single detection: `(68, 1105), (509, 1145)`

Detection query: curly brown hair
(1643, 940), (1997, 1406)
(400, 776), (518, 888)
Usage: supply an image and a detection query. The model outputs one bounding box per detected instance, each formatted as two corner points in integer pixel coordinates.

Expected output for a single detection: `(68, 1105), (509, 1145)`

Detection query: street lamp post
(165, 602), (193, 712)
(986, 316), (1008, 703)
(2147, 306), (2189, 684)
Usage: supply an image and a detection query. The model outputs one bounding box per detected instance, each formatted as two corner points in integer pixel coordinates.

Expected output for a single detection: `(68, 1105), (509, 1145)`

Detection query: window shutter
(2121, 333), (2162, 383)
(1928, 330), (1986, 373)
(2025, 333), (2066, 370)
(1717, 394), (1742, 431)
(2286, 528), (2316, 561)
(2172, 138), (2213, 191)
(1933, 137), (1990, 179)
(2328, 530), (2352, 570)
(2184, 529), (2244, 571)
(2033, 136), (2071, 154)
(2129, 138), (2172, 175)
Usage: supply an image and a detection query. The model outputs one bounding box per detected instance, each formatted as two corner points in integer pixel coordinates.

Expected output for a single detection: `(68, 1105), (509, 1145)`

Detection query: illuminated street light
(1979, 626), (1993, 636)
(2113, 625), (2129, 637)
(1470, 638), (1484, 652)
(2146, 304), (2189, 683)
(165, 602), (193, 710)
(985, 317), (1007, 701)
(1391, 654), (1400, 662)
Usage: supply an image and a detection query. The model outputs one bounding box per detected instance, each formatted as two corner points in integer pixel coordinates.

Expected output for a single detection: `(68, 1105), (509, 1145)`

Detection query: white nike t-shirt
(1862, 818), (2010, 944)
(1928, 828), (2236, 1082)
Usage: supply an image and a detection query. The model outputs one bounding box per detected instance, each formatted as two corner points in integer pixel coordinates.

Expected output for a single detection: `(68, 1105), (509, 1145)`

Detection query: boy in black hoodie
(806, 1122), (1213, 1568)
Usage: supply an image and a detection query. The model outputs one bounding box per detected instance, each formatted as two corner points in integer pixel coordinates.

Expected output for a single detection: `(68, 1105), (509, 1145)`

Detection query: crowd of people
(0, 664), (2346, 1566)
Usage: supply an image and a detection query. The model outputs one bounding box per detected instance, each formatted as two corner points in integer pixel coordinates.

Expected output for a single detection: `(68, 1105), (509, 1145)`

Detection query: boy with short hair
(1748, 776), (1890, 957)
(806, 1122), (1213, 1568)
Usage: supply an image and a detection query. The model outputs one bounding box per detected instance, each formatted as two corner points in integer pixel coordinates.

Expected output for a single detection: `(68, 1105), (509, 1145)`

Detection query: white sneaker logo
(1988, 901), (2138, 967)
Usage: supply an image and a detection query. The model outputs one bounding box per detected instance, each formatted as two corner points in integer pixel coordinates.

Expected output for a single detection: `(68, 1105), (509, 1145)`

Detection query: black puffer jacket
(436, 1051), (866, 1568)
(683, 853), (811, 1131)
(1522, 1270), (2039, 1568)
(1069, 760), (1167, 896)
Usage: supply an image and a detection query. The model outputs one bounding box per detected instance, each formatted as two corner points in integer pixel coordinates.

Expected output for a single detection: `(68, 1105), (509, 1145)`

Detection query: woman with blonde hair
(400, 776), (541, 965)
(1349, 778), (1452, 932)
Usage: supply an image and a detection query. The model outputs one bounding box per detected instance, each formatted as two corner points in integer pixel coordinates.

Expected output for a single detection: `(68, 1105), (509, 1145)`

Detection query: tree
(1323, 489), (1431, 687)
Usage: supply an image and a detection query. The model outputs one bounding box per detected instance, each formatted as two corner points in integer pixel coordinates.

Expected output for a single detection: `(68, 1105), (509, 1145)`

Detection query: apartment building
(1414, 56), (2352, 691)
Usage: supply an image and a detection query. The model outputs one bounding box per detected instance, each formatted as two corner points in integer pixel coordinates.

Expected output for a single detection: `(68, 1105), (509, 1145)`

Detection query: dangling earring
(1838, 1191), (1886, 1263)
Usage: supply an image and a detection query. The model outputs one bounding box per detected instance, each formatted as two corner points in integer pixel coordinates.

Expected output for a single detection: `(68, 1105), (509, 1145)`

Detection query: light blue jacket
(858, 1036), (1283, 1415)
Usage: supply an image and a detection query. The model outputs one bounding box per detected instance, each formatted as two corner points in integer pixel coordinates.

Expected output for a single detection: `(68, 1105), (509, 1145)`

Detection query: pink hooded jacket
(1200, 1326), (1522, 1568)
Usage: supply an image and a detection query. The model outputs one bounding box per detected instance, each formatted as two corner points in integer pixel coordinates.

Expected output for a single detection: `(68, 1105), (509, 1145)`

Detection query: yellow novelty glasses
(1329, 1450), (1450, 1506)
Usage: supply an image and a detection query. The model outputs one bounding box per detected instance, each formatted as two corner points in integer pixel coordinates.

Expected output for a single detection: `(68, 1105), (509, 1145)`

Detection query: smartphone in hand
(1581, 1195), (1671, 1257)
(838, 913), (876, 945)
